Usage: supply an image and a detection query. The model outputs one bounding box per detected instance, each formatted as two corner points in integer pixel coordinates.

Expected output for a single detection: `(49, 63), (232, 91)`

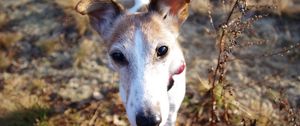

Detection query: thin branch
(210, 0), (240, 126)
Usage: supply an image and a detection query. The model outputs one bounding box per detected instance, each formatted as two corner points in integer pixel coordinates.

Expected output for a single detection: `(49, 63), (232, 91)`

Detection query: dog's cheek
(119, 85), (127, 105)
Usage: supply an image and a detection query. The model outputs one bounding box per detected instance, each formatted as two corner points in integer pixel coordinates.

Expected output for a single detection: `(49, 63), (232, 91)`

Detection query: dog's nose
(136, 111), (161, 126)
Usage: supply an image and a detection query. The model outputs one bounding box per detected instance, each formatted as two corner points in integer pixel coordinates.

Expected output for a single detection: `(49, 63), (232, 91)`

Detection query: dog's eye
(110, 52), (127, 64)
(156, 46), (168, 57)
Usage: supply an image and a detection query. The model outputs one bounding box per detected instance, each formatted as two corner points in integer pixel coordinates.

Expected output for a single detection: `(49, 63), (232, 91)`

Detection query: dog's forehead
(108, 13), (169, 48)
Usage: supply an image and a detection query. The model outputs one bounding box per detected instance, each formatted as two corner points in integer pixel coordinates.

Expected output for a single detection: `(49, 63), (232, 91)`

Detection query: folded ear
(75, 0), (124, 41)
(149, 0), (190, 28)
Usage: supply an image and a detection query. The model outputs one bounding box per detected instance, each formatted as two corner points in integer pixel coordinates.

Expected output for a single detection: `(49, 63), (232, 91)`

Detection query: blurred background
(0, 0), (299, 126)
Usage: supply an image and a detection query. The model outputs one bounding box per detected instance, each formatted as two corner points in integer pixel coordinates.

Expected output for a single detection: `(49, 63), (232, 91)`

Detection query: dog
(75, 0), (190, 125)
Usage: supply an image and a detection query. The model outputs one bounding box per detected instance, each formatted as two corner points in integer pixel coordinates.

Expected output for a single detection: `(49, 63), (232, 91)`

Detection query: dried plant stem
(210, 0), (240, 126)
(208, 6), (216, 33)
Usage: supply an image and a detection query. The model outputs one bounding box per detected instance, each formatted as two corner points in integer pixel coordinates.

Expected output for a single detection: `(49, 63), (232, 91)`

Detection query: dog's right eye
(110, 52), (127, 65)
(156, 46), (168, 57)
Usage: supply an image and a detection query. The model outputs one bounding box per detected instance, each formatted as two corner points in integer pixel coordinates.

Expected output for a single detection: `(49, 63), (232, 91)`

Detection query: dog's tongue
(170, 61), (186, 75)
(168, 62), (185, 91)
(174, 63), (185, 75)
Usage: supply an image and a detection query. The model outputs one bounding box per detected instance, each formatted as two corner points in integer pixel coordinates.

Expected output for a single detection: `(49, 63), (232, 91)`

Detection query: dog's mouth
(167, 77), (174, 91)
(168, 63), (185, 91)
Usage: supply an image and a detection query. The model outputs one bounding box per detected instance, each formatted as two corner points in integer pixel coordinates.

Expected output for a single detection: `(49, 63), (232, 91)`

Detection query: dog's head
(76, 0), (190, 125)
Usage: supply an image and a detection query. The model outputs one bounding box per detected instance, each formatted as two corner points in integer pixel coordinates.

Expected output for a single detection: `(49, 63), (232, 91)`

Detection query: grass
(0, 51), (11, 70)
(0, 105), (51, 126)
(36, 37), (62, 55)
(0, 12), (7, 28)
(203, 0), (300, 125)
(0, 74), (52, 126)
(74, 39), (97, 67)
(0, 32), (23, 49)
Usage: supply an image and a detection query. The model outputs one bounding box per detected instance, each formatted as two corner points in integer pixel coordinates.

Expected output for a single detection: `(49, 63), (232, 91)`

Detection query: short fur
(75, 0), (190, 125)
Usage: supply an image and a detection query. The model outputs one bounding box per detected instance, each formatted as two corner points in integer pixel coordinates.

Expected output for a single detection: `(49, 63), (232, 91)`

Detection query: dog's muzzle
(136, 110), (162, 126)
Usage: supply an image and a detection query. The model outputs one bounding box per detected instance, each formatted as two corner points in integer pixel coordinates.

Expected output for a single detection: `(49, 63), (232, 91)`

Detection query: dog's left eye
(156, 46), (168, 57)
(110, 51), (127, 65)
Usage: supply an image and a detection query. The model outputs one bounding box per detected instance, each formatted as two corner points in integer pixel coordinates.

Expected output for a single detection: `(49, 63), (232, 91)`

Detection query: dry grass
(36, 37), (62, 55)
(0, 74), (51, 126)
(0, 32), (23, 49)
(74, 39), (98, 66)
(0, 12), (8, 28)
(190, 0), (298, 15)
(0, 51), (11, 70)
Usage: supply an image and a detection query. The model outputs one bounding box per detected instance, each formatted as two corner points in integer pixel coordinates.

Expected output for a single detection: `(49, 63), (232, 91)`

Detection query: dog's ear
(76, 0), (124, 41)
(149, 0), (190, 30)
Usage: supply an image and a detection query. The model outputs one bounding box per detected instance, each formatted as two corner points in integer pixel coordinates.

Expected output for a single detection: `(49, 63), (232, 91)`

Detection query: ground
(0, 0), (299, 126)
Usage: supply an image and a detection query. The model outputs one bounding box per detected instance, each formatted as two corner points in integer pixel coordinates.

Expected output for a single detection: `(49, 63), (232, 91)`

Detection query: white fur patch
(126, 29), (146, 125)
(111, 16), (186, 126)
(128, 0), (150, 13)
